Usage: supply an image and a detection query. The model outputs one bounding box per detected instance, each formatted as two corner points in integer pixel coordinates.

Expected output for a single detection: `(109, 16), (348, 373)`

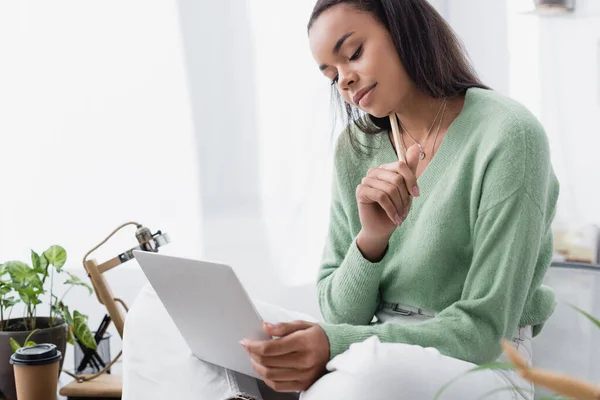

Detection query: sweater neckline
(383, 88), (477, 196)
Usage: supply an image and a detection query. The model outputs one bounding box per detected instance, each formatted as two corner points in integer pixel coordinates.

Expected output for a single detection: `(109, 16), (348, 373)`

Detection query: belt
(379, 301), (437, 318)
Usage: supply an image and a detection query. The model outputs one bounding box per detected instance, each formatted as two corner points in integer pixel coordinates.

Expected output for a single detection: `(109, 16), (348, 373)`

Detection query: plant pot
(0, 317), (68, 400)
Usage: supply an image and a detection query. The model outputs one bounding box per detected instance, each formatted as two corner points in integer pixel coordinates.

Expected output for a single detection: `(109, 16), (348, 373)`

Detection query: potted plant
(0, 245), (96, 400)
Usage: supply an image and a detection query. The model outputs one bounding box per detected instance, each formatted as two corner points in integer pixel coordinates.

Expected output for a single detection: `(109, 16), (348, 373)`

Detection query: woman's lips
(355, 84), (377, 107)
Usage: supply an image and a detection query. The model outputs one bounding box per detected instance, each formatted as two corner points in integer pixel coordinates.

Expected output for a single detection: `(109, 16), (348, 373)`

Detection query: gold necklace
(396, 99), (446, 160)
(430, 99), (448, 158)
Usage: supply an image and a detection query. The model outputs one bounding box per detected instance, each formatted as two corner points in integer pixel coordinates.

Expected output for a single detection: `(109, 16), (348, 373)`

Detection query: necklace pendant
(419, 151), (425, 160)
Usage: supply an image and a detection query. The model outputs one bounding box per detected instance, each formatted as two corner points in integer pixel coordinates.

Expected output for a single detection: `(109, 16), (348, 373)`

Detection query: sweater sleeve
(316, 135), (390, 326)
(320, 190), (546, 363)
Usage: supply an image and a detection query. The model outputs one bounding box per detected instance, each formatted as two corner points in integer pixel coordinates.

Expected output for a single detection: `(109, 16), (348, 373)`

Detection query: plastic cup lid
(10, 343), (62, 366)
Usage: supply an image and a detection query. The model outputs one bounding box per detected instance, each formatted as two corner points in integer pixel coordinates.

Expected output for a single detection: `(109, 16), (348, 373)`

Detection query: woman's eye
(329, 45), (362, 86)
(350, 45), (363, 61)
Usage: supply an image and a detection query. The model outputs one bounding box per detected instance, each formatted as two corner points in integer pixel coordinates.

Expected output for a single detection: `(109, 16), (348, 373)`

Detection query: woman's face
(309, 4), (412, 118)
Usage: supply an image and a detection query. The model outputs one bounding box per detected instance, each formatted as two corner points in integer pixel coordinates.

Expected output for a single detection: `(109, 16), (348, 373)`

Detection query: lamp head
(119, 224), (170, 264)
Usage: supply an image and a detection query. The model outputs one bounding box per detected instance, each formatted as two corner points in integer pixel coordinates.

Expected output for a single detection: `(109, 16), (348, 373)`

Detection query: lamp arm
(82, 221), (141, 267)
(82, 222), (141, 338)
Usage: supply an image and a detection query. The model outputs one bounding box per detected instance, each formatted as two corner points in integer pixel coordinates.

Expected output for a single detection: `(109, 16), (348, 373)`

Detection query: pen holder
(73, 332), (112, 375)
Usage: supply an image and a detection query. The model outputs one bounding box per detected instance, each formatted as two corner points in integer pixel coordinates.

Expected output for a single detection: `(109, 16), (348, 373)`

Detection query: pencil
(389, 113), (404, 162)
(389, 113), (413, 214)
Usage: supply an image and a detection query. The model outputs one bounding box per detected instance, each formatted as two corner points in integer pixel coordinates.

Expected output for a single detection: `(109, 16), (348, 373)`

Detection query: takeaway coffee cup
(10, 343), (62, 400)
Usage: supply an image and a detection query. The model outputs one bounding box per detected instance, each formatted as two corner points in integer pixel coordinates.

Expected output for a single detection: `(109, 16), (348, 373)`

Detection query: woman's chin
(352, 102), (388, 118)
(364, 107), (388, 119)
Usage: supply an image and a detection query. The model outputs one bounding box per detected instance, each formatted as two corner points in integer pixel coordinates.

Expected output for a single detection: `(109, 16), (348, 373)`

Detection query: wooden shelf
(59, 374), (122, 399)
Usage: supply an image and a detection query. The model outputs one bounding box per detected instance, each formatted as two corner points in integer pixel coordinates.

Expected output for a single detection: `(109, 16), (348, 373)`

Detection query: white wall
(445, 0), (510, 94)
(537, 5), (600, 226)
(446, 0), (600, 227)
(429, 0), (510, 94)
(0, 0), (203, 377)
(505, 0), (600, 227)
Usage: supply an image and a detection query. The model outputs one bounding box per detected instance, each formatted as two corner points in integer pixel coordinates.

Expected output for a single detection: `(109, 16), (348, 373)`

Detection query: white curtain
(0, 0), (203, 266)
(247, 0), (337, 286)
(0, 0), (204, 374)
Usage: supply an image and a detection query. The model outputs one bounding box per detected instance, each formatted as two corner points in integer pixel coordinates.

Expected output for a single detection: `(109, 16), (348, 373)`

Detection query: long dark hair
(307, 0), (488, 151)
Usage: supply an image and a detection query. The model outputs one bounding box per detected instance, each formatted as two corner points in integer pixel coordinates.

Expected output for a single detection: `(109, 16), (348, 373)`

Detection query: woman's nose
(338, 69), (358, 89)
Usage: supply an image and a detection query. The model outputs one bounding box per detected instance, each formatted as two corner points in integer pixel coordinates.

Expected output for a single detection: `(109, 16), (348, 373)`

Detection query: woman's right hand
(355, 145), (420, 260)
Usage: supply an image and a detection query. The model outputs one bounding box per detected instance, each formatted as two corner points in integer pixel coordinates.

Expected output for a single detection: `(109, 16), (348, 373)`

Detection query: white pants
(123, 284), (534, 400)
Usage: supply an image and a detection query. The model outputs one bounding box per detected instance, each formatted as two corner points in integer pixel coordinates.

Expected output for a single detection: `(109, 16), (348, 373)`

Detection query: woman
(124, 0), (559, 399)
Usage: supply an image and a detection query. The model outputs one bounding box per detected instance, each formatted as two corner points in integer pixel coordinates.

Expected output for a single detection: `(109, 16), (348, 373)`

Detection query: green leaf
(6, 261), (44, 305)
(31, 250), (41, 272)
(63, 272), (92, 295)
(23, 328), (40, 345)
(30, 250), (48, 274)
(51, 304), (64, 320)
(66, 325), (75, 345)
(12, 285), (39, 296)
(6, 261), (33, 284)
(24, 341), (36, 347)
(43, 246), (66, 271)
(1, 296), (18, 308)
(62, 305), (74, 326)
(39, 253), (48, 271)
(569, 304), (600, 330)
(9, 337), (21, 353)
(434, 362), (516, 400)
(0, 283), (12, 296)
(6, 262), (43, 297)
(13, 285), (43, 306)
(0, 264), (6, 276)
(73, 310), (96, 350)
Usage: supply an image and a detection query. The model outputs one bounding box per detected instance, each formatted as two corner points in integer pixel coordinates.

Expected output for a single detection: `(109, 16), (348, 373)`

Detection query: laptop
(133, 250), (269, 379)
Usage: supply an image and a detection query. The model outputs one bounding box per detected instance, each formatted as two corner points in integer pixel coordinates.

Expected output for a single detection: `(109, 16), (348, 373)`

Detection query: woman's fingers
(249, 351), (305, 369)
(366, 168), (411, 215)
(379, 161), (419, 198)
(250, 353), (306, 374)
(380, 143), (421, 196)
(356, 143), (422, 227)
(405, 144), (421, 177)
(361, 176), (404, 219)
(356, 184), (401, 225)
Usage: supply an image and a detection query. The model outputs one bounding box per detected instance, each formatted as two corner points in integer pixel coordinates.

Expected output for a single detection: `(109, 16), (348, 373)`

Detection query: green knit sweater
(318, 88), (559, 365)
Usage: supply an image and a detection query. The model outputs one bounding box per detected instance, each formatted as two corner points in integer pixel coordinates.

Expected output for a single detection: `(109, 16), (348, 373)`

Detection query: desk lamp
(63, 221), (169, 384)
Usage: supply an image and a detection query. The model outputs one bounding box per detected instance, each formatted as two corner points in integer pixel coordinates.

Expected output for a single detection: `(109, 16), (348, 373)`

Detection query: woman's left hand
(241, 321), (330, 393)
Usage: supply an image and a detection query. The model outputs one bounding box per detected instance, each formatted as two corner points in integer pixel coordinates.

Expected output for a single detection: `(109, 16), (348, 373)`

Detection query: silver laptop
(133, 250), (269, 379)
